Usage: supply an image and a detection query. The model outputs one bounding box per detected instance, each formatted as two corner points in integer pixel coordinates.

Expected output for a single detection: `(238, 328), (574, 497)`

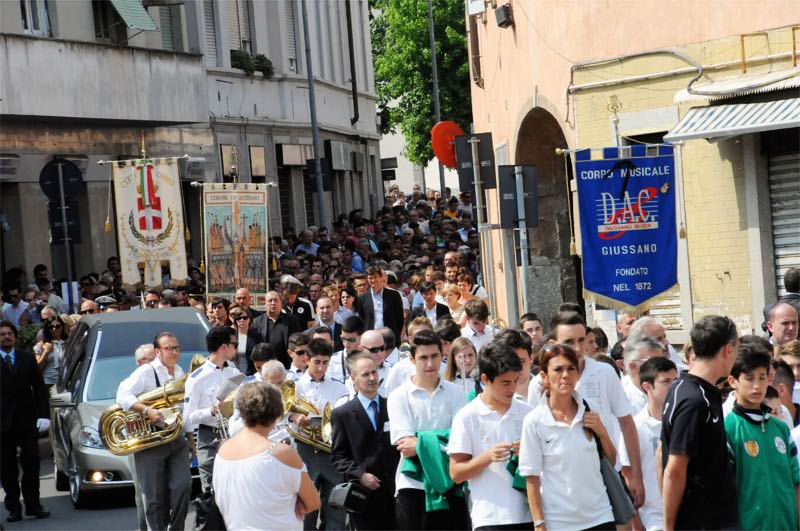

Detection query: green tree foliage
(371, 0), (471, 167)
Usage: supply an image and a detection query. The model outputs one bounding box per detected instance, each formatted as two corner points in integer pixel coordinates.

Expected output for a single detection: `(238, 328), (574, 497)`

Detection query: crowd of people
(1, 183), (800, 531)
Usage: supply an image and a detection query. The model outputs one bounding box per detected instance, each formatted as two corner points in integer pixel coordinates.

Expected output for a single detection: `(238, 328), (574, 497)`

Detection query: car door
(53, 323), (91, 474)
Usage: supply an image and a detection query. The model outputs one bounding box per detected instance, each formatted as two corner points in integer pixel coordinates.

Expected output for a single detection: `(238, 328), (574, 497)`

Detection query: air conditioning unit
(495, 4), (514, 28)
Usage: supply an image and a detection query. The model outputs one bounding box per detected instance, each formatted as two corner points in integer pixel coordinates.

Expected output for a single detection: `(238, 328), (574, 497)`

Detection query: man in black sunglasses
(78, 300), (99, 316)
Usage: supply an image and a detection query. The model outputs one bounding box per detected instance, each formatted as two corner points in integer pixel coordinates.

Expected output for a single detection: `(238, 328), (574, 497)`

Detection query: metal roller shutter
(203, 0), (217, 68)
(770, 151), (800, 296)
(227, 0), (250, 52)
(159, 6), (173, 51)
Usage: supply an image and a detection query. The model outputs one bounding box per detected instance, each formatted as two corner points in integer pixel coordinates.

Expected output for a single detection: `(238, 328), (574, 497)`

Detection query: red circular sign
(431, 121), (465, 169)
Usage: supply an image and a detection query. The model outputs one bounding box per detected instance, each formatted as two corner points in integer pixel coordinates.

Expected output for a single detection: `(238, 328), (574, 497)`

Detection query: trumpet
(280, 380), (333, 452)
(213, 388), (238, 440)
(491, 318), (508, 331)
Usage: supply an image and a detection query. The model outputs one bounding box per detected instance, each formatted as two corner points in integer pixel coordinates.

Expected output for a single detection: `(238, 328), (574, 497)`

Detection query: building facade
(1, 0), (381, 283)
(467, 1), (798, 340)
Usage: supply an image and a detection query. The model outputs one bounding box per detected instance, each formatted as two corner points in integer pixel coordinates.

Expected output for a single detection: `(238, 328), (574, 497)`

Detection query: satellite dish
(431, 121), (465, 169)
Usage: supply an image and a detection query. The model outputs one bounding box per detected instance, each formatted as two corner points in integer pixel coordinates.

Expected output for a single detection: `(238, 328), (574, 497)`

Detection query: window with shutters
(285, 0), (298, 73)
(203, 0), (218, 68)
(20, 0), (49, 36)
(93, 0), (126, 45)
(227, 0), (250, 53)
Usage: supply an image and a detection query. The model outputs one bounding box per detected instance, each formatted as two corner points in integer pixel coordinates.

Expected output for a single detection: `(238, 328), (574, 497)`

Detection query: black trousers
(0, 425), (41, 511)
(475, 524), (533, 531)
(349, 486), (395, 531)
(582, 522), (616, 531)
(396, 488), (471, 531)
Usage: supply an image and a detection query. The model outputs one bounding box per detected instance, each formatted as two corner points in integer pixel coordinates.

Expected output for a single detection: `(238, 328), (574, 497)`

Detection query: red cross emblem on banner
(136, 162), (162, 231)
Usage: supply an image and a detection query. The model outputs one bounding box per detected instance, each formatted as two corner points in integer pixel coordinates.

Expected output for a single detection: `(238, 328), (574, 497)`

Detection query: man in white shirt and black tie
(116, 332), (193, 531)
(183, 326), (242, 492)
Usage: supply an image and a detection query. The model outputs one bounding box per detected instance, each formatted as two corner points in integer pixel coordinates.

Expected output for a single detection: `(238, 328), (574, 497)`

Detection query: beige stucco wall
(470, 1), (798, 325)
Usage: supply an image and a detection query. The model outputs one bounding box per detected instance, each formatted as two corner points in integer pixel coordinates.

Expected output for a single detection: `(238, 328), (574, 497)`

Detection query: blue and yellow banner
(575, 145), (677, 311)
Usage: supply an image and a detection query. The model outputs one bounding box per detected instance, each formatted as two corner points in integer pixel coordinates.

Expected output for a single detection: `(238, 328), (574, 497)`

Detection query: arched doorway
(514, 107), (582, 319)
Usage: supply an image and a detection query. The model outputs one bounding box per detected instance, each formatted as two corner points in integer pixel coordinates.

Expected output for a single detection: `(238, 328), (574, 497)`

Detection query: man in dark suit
(762, 267), (800, 335)
(0, 321), (50, 522)
(330, 352), (400, 530)
(253, 291), (302, 369)
(356, 266), (405, 345)
(407, 281), (450, 330)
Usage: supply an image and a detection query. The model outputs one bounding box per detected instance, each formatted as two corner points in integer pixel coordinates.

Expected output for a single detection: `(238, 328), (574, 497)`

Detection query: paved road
(1, 457), (197, 530)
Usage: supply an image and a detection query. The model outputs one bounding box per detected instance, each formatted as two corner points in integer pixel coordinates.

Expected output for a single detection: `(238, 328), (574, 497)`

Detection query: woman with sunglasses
(339, 286), (356, 312)
(519, 344), (616, 531)
(229, 304), (264, 375)
(34, 315), (70, 391)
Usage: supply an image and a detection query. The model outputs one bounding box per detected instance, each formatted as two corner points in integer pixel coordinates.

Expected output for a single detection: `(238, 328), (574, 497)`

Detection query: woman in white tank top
(213, 382), (320, 530)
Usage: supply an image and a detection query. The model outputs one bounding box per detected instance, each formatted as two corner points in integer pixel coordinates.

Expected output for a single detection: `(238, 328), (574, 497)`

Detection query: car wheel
(68, 455), (94, 509)
(55, 464), (69, 492)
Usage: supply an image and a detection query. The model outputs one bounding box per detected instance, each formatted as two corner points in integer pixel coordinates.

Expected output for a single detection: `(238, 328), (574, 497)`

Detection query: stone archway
(514, 107), (582, 320)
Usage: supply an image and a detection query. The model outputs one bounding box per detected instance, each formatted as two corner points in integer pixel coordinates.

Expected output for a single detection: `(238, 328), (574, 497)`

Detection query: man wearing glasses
(79, 300), (99, 316)
(343, 330), (391, 399)
(620, 338), (666, 415)
(116, 332), (193, 531)
(183, 326), (242, 492)
(143, 290), (161, 310)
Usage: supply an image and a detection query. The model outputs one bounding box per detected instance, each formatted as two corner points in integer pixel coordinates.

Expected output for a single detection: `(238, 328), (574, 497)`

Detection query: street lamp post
(427, 0), (446, 196)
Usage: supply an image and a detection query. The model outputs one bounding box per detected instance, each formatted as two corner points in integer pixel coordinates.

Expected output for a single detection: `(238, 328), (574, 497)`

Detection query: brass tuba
(280, 380), (333, 452)
(491, 318), (508, 330)
(99, 375), (188, 456)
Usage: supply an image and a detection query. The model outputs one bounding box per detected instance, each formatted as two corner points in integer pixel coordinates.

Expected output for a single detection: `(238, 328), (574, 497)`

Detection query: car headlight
(79, 426), (104, 449)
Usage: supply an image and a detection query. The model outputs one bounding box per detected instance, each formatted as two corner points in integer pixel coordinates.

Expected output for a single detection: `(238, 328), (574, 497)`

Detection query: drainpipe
(345, 1), (359, 126)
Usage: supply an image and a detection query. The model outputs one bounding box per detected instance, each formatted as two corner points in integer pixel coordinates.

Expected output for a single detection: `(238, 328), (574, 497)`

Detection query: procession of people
(2, 185), (800, 531)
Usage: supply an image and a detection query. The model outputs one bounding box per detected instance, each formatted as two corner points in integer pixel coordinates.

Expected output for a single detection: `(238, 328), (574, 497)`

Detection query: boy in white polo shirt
(388, 330), (468, 530)
(619, 356), (678, 531)
(449, 342), (533, 530)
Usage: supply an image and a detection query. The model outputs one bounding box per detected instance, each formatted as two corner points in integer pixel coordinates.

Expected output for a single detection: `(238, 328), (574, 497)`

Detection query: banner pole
(57, 162), (75, 314)
(514, 165), (531, 314)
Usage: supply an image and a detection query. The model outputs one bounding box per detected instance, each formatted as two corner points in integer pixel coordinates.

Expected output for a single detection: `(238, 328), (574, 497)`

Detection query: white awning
(664, 98), (800, 142)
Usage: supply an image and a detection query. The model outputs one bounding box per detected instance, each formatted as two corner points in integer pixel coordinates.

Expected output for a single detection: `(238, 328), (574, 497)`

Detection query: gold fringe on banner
(583, 284), (681, 314)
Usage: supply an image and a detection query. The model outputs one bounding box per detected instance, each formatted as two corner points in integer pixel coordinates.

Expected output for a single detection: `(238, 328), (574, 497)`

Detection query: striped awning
(664, 98), (800, 142)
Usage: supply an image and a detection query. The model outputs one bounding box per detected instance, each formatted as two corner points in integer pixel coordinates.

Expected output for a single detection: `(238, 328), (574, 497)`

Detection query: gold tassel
(199, 258), (205, 274)
(185, 228), (191, 242)
(105, 217), (111, 233)
(679, 223), (686, 239)
(570, 237), (577, 255)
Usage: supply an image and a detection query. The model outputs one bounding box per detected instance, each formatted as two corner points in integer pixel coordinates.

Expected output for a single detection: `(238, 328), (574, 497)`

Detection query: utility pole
(426, 0), (446, 196)
(301, 0), (327, 228)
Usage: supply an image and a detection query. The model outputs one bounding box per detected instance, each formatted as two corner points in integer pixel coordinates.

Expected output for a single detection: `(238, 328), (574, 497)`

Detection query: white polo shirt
(621, 374), (647, 415)
(461, 324), (494, 352)
(619, 407), (662, 531)
(384, 356), (446, 392)
(388, 377), (466, 492)
(518, 391), (614, 530)
(448, 396), (533, 528)
(527, 356), (632, 453)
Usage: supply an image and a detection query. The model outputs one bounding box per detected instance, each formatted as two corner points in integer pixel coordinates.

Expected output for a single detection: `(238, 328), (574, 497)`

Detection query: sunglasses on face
(145, 300), (158, 307)
(233, 314), (249, 321)
(294, 349), (308, 356)
(78, 309), (96, 315)
(365, 345), (386, 354)
(49, 324), (62, 330)
(342, 337), (358, 343)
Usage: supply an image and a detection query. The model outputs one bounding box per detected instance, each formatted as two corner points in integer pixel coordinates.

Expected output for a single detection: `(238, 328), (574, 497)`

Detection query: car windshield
(85, 319), (209, 401)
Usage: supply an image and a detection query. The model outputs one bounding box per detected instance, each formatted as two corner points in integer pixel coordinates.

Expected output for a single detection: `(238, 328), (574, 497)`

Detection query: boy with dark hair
(493, 329), (534, 401)
(773, 359), (800, 427)
(619, 357), (678, 531)
(519, 313), (543, 342)
(725, 343), (800, 530)
(434, 317), (462, 361)
(329, 315), (366, 382)
(286, 332), (310, 381)
(449, 343), (533, 530)
(388, 330), (469, 530)
(249, 343), (274, 377)
(292, 337), (348, 530)
(461, 299), (493, 351)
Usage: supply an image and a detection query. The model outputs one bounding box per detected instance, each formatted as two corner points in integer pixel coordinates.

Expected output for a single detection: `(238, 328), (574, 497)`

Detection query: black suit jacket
(330, 395), (399, 486)
(252, 313), (302, 369)
(242, 329), (265, 375)
(355, 288), (405, 345)
(762, 292), (800, 332)
(1, 349), (49, 433)
(408, 303), (451, 331)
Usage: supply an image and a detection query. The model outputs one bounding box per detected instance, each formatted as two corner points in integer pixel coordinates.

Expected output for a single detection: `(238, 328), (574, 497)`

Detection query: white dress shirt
(294, 371), (348, 412)
(461, 324), (495, 352)
(341, 363), (391, 403)
(621, 374), (648, 415)
(388, 377), (466, 492)
(327, 350), (350, 383)
(116, 357), (185, 412)
(285, 364), (306, 382)
(371, 289), (385, 328)
(423, 304), (439, 325)
(184, 359), (242, 429)
(449, 396), (533, 528)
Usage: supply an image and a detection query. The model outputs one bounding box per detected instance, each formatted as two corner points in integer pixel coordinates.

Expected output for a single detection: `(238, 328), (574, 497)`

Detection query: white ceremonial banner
(112, 158), (187, 287)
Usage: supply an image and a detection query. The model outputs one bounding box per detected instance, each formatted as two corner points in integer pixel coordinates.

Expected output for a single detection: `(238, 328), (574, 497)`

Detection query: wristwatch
(533, 520), (545, 528)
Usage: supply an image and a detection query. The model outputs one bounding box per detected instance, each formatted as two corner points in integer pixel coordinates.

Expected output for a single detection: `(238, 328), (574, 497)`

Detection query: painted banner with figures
(113, 158), (188, 287)
(203, 184), (269, 296)
(574, 145), (677, 311)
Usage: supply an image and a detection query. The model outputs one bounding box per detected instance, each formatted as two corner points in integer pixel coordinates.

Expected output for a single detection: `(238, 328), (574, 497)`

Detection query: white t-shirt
(213, 446), (306, 531)
(619, 407), (663, 530)
(518, 391), (614, 530)
(388, 378), (466, 492)
(449, 396), (533, 528)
